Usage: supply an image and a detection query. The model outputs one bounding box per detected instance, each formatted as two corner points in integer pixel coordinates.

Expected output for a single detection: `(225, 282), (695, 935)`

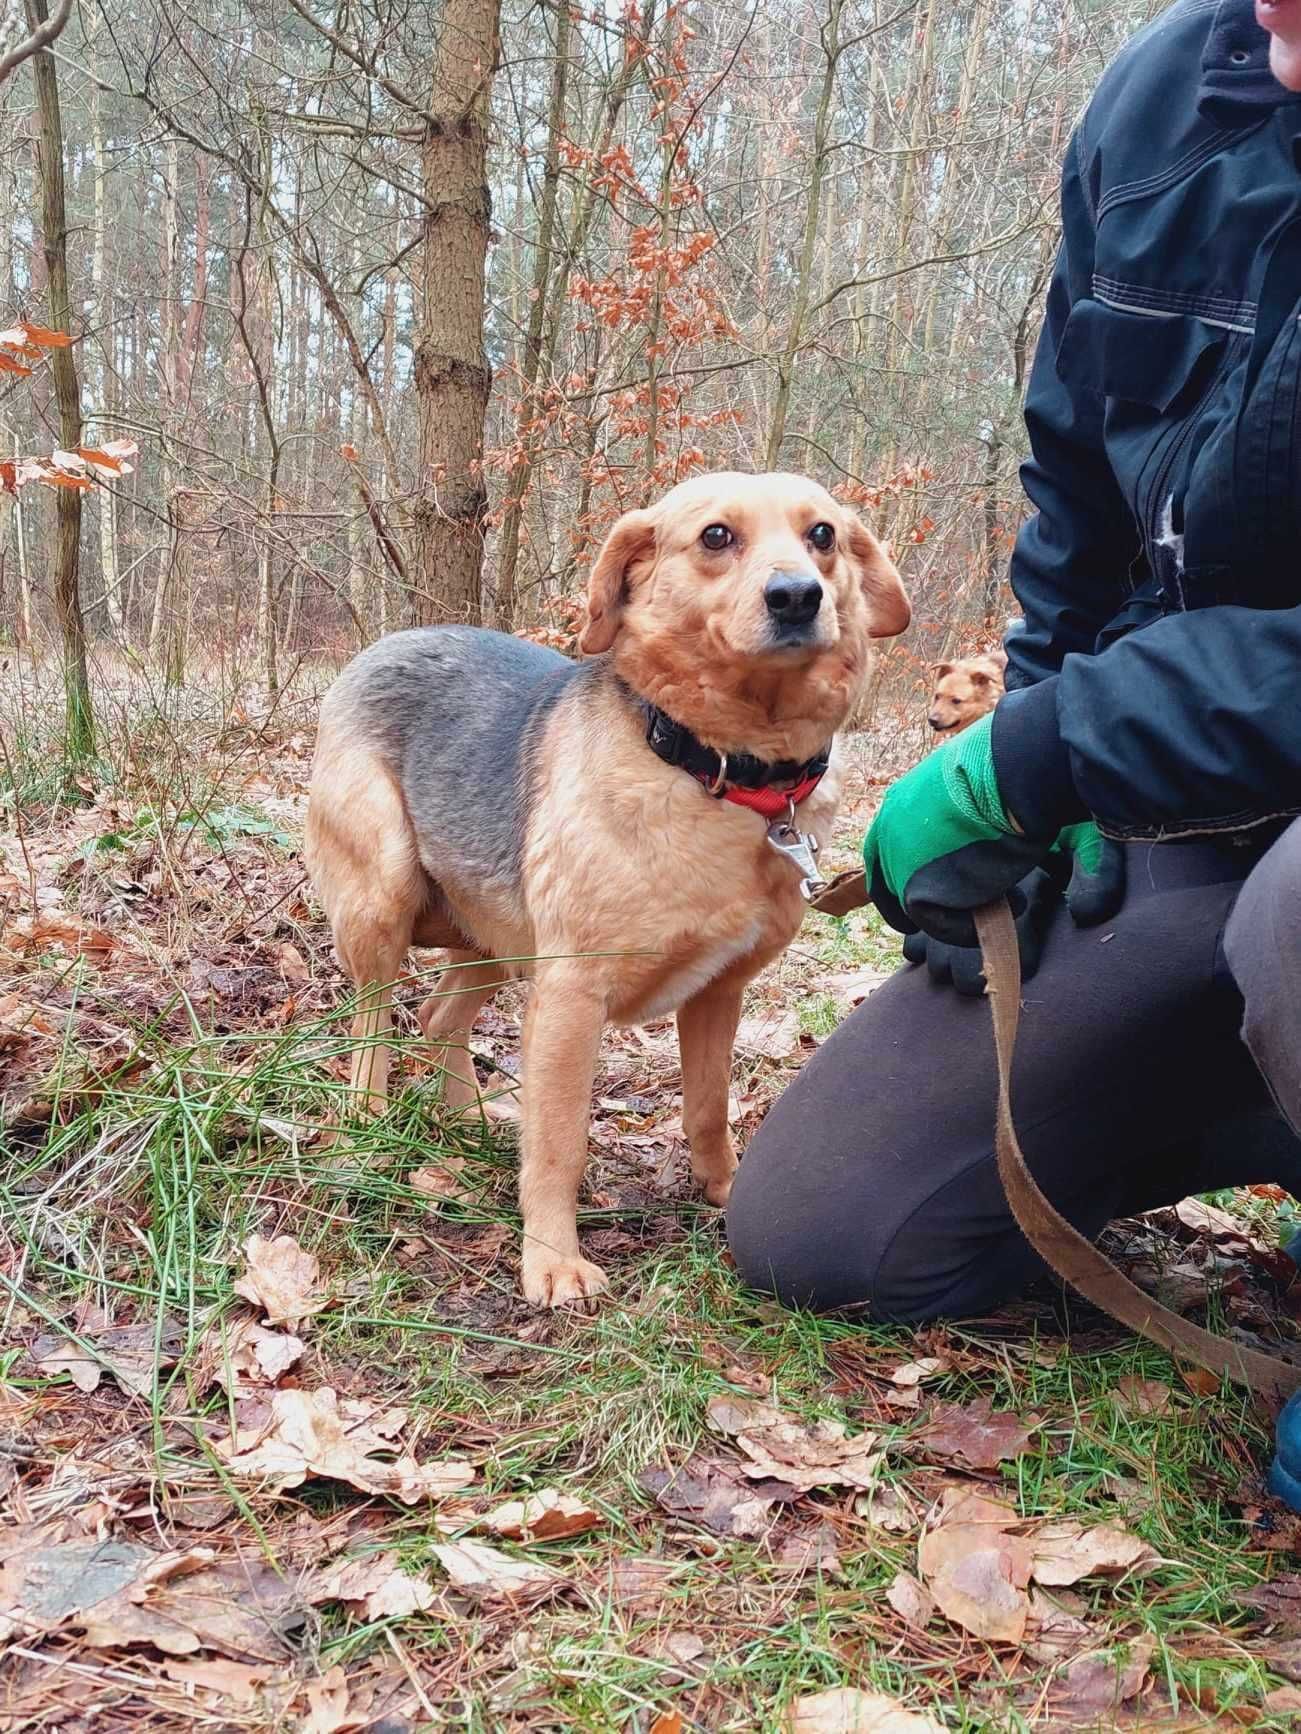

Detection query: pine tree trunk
(411, 0), (500, 625)
(28, 0), (93, 764)
(494, 0), (570, 627)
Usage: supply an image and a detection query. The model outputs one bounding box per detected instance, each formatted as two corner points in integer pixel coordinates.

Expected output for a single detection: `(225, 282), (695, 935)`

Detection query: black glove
(901, 830), (1126, 996)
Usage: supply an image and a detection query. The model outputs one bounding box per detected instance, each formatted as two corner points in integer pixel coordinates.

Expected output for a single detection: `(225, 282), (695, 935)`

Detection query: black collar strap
(640, 700), (830, 795)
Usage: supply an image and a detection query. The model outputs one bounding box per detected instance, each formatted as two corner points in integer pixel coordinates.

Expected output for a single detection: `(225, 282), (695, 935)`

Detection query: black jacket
(990, 0), (1301, 842)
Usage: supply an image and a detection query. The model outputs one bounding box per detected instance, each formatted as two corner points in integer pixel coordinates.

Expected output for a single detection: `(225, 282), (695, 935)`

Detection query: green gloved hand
(863, 714), (1125, 946)
(900, 820), (1127, 993)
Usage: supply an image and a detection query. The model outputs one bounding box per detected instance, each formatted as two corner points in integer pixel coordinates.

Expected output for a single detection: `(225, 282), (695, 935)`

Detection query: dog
(926, 649), (1006, 736)
(305, 472), (909, 1307)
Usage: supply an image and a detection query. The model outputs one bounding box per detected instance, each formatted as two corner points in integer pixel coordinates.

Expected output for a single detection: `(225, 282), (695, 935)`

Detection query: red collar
(711, 771), (825, 820)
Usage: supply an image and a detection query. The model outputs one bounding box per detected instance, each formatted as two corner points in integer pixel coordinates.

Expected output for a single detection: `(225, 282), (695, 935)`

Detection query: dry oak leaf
(302, 1664), (352, 1734)
(273, 941), (309, 984)
(469, 1488), (602, 1543)
(856, 1484), (919, 1534)
(316, 1551), (434, 1620)
(1047, 1638), (1154, 1724)
(1024, 1587), (1094, 1663)
(919, 1396), (1039, 1469)
(886, 1571), (935, 1632)
(160, 1657), (273, 1708)
(205, 1316), (305, 1392)
(705, 1393), (882, 1492)
(1114, 1376), (1174, 1417)
(409, 1159), (474, 1206)
(890, 1357), (949, 1388)
(787, 1687), (947, 1733)
(30, 1319), (182, 1399)
(232, 1234), (329, 1328)
(734, 1008), (801, 1061)
(430, 1537), (565, 1602)
(214, 1387), (475, 1503)
(639, 1455), (796, 1539)
(1264, 1686), (1301, 1715)
(1030, 1519), (1156, 1586)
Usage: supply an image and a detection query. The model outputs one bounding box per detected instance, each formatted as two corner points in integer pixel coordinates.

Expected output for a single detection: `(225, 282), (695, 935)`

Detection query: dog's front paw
(521, 1251), (610, 1310)
(692, 1152), (738, 1208)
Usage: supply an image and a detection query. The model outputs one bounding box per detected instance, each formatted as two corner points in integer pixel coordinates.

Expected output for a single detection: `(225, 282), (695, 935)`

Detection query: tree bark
(494, 0), (570, 627)
(28, 0), (92, 763)
(90, 7), (122, 636)
(411, 0), (500, 625)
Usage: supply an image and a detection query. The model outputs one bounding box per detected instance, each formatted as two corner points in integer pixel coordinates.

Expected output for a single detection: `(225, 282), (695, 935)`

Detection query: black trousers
(726, 822), (1301, 1321)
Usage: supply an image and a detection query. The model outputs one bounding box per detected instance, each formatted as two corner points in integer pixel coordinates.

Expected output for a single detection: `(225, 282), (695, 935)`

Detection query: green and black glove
(863, 711), (1126, 948)
(900, 822), (1126, 994)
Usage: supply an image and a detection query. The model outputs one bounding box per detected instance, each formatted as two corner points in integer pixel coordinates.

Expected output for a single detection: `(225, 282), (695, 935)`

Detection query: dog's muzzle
(764, 570), (823, 641)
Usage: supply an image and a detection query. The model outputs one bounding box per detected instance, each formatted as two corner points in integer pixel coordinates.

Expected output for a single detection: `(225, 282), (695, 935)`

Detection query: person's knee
(725, 1141), (951, 1321)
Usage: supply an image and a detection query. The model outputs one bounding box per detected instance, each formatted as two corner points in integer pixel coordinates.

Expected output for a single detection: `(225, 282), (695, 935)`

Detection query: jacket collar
(1200, 0), (1301, 124)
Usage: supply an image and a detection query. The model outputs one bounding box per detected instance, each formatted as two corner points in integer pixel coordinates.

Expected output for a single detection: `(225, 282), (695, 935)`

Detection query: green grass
(3, 693), (1300, 1729)
(4, 1002), (1300, 1728)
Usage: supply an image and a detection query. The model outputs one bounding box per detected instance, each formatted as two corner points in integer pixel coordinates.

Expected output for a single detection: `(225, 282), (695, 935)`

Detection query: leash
(972, 899), (1301, 1398)
(807, 873), (1301, 1396)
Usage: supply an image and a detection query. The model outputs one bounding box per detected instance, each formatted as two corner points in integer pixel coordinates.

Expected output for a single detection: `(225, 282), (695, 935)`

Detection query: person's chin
(1260, 0), (1301, 90)
(1271, 32), (1301, 89)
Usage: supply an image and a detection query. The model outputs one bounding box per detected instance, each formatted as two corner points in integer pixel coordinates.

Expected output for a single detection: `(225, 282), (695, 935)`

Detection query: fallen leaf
(656, 1630), (707, 1667)
(890, 1356), (949, 1388)
(430, 1538), (565, 1602)
(1258, 1636), (1301, 1681)
(1030, 1520), (1155, 1586)
(1024, 1587), (1093, 1662)
(608, 1557), (682, 1610)
(856, 1484), (919, 1534)
(1238, 1575), (1301, 1629)
(886, 1571), (934, 1631)
(919, 1397), (1038, 1469)
(214, 1387), (475, 1503)
(734, 1009), (801, 1061)
(1263, 1686), (1301, 1715)
(205, 1316), (304, 1391)
(1114, 1376), (1173, 1418)
(772, 1522), (842, 1576)
(316, 1551), (434, 1620)
(1174, 1197), (1251, 1242)
(409, 1159), (473, 1205)
(811, 967), (890, 1008)
(29, 1319), (182, 1399)
(468, 1488), (602, 1543)
(1180, 1366), (1221, 1396)
(23, 913), (115, 961)
(639, 1455), (796, 1539)
(787, 1686), (947, 1732)
(232, 1234), (329, 1328)
(705, 1393), (881, 1492)
(15, 1546), (310, 1663)
(160, 1658), (271, 1707)
(918, 1519), (1033, 1643)
(1047, 1639), (1153, 1722)
(302, 1665), (351, 1734)
(273, 942), (309, 983)
(649, 1712), (684, 1734)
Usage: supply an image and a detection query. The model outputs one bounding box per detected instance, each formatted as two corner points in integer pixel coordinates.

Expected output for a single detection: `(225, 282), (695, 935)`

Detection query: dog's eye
(700, 523), (734, 552)
(807, 521), (836, 553)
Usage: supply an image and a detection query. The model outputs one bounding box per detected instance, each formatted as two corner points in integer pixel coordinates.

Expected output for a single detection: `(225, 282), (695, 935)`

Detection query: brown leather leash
(809, 872), (1301, 1396)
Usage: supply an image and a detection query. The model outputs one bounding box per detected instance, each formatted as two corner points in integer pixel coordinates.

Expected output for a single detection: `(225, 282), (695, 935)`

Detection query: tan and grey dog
(305, 472), (909, 1307)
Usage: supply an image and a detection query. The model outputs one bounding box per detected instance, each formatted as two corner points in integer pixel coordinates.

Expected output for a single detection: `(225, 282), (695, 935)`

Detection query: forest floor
(6, 655), (1301, 1731)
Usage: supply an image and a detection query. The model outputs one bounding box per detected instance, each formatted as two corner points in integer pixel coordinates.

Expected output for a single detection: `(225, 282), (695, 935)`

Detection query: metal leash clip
(765, 798), (826, 900)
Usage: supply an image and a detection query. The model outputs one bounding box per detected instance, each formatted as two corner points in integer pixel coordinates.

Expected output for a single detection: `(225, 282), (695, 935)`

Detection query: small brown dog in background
(926, 648), (1006, 737)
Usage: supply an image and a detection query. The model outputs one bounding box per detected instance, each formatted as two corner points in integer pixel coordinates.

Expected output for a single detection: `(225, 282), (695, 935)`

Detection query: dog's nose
(764, 571), (823, 627)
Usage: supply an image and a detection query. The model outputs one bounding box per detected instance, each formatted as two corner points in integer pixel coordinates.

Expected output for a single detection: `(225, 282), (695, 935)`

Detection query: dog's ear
(580, 508), (658, 655)
(969, 668), (993, 689)
(845, 515), (910, 639)
(932, 660), (955, 679)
